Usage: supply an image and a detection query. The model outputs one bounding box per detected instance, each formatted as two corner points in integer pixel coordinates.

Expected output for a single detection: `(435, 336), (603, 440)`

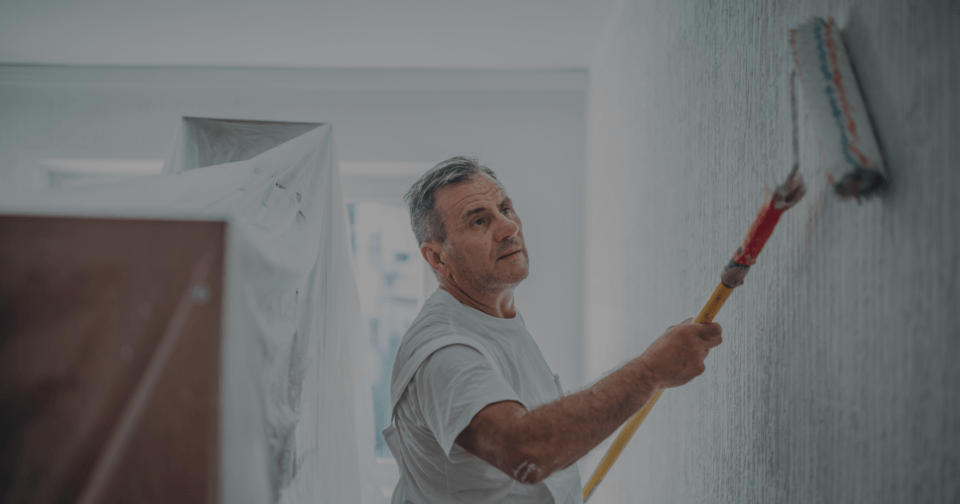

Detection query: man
(384, 157), (722, 503)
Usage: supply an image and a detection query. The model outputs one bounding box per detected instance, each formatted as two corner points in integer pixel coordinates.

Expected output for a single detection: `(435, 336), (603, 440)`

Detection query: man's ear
(421, 241), (450, 277)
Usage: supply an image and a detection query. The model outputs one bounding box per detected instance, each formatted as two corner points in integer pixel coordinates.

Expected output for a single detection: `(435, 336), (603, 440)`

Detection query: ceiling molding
(0, 65), (588, 91)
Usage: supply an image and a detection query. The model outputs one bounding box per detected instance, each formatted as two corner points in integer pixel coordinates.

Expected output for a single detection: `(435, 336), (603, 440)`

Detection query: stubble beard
(470, 249), (530, 294)
(449, 246), (530, 295)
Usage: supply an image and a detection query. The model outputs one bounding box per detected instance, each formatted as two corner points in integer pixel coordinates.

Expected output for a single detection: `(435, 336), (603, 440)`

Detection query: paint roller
(792, 17), (888, 200)
(582, 17), (887, 501)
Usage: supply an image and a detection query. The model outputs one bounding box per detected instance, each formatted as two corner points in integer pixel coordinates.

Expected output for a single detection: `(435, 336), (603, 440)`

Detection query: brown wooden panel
(0, 216), (224, 504)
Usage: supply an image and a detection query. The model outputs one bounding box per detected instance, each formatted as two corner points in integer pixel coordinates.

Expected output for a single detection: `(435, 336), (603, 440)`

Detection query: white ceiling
(0, 0), (617, 69)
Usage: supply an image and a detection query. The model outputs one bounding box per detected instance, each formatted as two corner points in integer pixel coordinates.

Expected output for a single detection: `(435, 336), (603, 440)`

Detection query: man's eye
(474, 218), (485, 226)
(502, 207), (511, 214)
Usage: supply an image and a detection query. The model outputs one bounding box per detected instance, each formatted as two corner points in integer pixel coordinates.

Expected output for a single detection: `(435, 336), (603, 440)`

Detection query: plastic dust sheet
(0, 119), (378, 504)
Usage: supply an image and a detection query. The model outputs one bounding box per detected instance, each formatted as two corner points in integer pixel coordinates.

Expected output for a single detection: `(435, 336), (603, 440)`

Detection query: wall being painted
(0, 66), (587, 390)
(583, 1), (958, 502)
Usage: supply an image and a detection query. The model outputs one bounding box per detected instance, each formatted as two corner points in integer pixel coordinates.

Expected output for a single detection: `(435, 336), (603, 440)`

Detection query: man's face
(433, 174), (529, 293)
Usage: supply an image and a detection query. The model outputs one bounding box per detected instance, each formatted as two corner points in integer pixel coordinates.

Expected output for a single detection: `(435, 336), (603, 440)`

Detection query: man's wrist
(633, 356), (662, 400)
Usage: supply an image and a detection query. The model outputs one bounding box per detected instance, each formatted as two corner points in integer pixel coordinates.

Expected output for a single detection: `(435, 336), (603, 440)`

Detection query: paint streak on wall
(583, 1), (959, 502)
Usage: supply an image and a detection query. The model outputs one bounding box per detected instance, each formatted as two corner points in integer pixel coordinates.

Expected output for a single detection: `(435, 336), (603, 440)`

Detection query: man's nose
(494, 213), (520, 241)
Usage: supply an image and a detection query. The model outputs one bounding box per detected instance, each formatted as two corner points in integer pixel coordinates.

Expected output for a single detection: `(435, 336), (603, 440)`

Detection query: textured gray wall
(583, 1), (959, 502)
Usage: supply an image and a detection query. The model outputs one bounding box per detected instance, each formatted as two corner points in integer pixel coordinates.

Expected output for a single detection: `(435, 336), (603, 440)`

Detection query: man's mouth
(498, 249), (522, 260)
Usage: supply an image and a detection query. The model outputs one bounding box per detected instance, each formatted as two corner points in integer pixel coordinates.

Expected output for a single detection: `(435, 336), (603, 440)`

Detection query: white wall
(583, 0), (959, 502)
(0, 65), (587, 388)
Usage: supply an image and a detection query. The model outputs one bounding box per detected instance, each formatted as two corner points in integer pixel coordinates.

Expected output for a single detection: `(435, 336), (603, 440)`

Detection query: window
(347, 201), (424, 458)
(342, 162), (434, 501)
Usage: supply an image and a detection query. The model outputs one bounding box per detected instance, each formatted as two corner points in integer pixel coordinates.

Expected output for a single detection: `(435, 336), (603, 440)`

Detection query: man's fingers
(697, 322), (722, 339)
(696, 322), (722, 349)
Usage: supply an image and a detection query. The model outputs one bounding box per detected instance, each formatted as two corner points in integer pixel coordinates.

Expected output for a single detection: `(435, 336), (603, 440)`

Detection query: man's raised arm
(455, 319), (722, 484)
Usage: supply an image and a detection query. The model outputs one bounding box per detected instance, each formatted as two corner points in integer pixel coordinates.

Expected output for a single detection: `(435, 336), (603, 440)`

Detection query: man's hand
(638, 318), (723, 390)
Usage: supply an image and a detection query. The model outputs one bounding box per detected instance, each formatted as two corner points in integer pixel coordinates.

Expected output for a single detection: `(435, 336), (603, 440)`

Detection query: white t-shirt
(384, 289), (582, 504)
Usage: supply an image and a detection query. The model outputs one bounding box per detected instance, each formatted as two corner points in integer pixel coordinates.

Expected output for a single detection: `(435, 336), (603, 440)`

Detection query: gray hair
(404, 156), (501, 245)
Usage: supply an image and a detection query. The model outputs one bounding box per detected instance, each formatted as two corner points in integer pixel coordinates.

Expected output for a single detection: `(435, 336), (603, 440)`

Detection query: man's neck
(439, 281), (517, 319)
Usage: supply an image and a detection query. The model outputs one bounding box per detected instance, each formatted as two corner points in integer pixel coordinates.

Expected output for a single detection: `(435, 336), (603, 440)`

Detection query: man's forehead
(437, 176), (508, 215)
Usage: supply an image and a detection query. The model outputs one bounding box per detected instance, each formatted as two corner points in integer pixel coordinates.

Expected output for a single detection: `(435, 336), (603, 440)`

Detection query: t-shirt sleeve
(411, 343), (522, 458)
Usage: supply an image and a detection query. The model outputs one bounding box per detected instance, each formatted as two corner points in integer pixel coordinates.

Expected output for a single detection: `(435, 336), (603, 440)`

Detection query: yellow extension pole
(579, 78), (807, 501)
(581, 282), (733, 502)
(581, 163), (804, 502)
